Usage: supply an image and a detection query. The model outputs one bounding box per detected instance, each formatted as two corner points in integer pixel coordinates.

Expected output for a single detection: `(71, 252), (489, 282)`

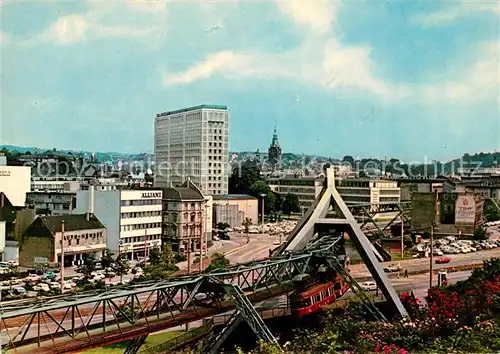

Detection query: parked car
(25, 274), (41, 283)
(7, 260), (19, 267)
(15, 287), (26, 295)
(360, 281), (377, 291)
(435, 257), (451, 264)
(43, 272), (57, 280)
(33, 283), (50, 292)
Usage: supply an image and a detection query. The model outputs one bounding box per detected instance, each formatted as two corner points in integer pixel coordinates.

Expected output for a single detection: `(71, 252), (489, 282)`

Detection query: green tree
(216, 222), (230, 230)
(229, 159), (261, 194)
(484, 199), (500, 222)
(249, 180), (271, 198)
(114, 254), (130, 283)
(473, 226), (488, 241)
(204, 253), (230, 273)
(282, 193), (301, 218)
(77, 253), (98, 279)
(100, 249), (114, 269)
(144, 246), (178, 279)
(160, 245), (174, 266)
(274, 192), (283, 212)
(148, 247), (162, 265)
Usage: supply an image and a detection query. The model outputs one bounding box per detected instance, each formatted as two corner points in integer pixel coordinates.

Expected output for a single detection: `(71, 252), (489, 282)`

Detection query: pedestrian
(404, 269), (408, 278)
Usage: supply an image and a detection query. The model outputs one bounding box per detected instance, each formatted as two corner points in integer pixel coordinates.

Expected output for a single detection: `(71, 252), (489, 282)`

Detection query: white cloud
(164, 51), (253, 85)
(321, 40), (412, 99)
(413, 2), (499, 27)
(420, 41), (500, 101)
(163, 39), (409, 99)
(51, 15), (89, 44)
(275, 0), (339, 34)
(20, 1), (167, 46)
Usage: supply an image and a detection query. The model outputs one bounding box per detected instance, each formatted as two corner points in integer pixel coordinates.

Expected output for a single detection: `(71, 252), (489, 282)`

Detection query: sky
(1, 0), (499, 162)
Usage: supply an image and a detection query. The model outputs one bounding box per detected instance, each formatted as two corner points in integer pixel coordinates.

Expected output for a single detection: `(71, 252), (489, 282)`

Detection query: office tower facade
(154, 105), (229, 195)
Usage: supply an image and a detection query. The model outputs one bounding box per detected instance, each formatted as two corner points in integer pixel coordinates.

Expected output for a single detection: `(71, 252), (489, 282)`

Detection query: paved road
(348, 248), (500, 278)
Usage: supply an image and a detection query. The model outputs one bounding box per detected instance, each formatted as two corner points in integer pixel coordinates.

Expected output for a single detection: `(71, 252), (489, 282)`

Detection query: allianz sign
(141, 192), (162, 198)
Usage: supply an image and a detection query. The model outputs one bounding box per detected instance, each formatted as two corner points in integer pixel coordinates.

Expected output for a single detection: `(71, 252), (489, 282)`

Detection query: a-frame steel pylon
(275, 167), (408, 318)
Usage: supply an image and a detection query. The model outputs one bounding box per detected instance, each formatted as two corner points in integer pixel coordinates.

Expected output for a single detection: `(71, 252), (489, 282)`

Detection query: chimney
(87, 184), (95, 221)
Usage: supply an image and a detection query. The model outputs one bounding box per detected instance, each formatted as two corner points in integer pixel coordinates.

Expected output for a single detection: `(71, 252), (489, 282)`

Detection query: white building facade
(154, 105), (229, 195)
(0, 165), (31, 207)
(336, 179), (401, 208)
(76, 188), (162, 260)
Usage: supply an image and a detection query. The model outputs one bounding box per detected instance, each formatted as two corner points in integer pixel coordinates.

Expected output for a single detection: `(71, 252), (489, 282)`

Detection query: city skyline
(2, 1), (499, 161)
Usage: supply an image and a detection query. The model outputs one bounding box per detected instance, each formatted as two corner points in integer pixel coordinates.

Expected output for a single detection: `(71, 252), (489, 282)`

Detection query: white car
(360, 281), (377, 291)
(33, 283), (50, 292)
(26, 274), (41, 283)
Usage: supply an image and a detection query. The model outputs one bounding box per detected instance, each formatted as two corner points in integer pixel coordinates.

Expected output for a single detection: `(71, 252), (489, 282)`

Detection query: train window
(303, 298), (311, 307)
(314, 294), (321, 303)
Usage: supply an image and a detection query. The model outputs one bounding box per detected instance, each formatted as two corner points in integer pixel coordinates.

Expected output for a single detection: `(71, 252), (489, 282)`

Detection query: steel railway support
(274, 167), (408, 319)
(124, 335), (148, 354)
(203, 283), (281, 354)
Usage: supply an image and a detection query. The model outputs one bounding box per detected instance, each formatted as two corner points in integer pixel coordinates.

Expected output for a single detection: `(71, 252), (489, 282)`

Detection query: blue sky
(1, 0), (499, 161)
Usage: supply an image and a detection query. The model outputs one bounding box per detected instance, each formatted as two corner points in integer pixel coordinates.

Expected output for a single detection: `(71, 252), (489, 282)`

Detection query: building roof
(39, 214), (105, 234)
(156, 104), (227, 118)
(27, 191), (76, 195)
(162, 180), (204, 201)
(213, 194), (257, 200)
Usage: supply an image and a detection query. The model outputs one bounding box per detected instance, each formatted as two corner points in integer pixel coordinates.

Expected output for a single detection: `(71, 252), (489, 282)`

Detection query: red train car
(289, 278), (350, 318)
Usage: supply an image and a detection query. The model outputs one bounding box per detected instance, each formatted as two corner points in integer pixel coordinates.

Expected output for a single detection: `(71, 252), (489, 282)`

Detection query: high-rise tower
(154, 104), (229, 195)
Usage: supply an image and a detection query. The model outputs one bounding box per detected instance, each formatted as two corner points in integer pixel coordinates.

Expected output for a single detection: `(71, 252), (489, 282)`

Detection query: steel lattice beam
(0, 242), (340, 353)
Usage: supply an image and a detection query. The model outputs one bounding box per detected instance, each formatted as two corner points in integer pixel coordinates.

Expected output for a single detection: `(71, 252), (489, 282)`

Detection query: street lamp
(260, 193), (266, 239)
(260, 193), (266, 224)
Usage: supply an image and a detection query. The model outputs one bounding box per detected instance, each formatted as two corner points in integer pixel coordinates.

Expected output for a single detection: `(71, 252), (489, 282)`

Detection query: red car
(435, 257), (451, 264)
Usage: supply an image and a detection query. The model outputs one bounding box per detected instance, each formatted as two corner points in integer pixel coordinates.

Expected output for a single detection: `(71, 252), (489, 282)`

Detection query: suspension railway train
(289, 273), (350, 318)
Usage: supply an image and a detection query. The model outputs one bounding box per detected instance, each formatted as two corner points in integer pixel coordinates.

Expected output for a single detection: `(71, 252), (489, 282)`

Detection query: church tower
(268, 126), (282, 171)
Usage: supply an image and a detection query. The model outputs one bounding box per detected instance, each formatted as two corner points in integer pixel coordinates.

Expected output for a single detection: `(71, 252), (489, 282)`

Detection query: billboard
(455, 195), (475, 224)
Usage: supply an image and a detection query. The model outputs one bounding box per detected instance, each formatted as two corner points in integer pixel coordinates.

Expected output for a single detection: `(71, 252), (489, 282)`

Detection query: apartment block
(154, 105), (229, 195)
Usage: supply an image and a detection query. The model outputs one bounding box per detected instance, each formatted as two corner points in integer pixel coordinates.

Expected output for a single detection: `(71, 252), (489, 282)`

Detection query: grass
(390, 253), (415, 261)
(85, 330), (185, 353)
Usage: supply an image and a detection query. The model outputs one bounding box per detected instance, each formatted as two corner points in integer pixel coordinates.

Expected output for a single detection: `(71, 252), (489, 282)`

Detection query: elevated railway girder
(1, 242), (356, 353)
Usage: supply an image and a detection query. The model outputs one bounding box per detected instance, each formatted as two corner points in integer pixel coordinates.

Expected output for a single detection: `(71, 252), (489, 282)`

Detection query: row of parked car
(434, 237), (500, 255)
(1, 264), (146, 300)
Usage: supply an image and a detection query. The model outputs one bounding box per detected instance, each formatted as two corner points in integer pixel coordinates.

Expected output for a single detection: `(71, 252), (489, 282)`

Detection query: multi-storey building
(268, 176), (401, 214)
(161, 180), (206, 254)
(213, 194), (259, 226)
(0, 160), (31, 207)
(20, 213), (107, 267)
(335, 179), (401, 207)
(26, 191), (77, 215)
(267, 177), (324, 214)
(76, 187), (162, 260)
(154, 104), (229, 195)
